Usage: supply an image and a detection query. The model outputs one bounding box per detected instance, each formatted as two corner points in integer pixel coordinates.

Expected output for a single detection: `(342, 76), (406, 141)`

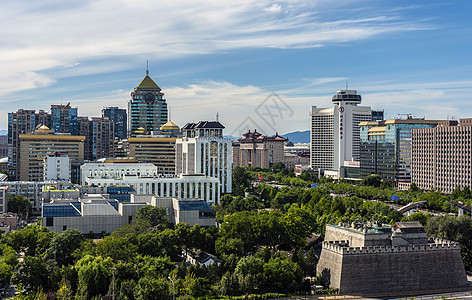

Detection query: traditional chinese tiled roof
(238, 130), (288, 142)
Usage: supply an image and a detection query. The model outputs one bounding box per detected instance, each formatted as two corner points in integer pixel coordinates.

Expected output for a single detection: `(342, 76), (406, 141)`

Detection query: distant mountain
(224, 135), (240, 141)
(282, 130), (310, 143)
(0, 130), (6, 136)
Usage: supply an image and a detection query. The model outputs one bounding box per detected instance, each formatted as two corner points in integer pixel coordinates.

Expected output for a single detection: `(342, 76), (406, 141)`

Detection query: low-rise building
(42, 195), (216, 234)
(80, 161), (157, 185)
(0, 180), (67, 213)
(84, 173), (220, 205)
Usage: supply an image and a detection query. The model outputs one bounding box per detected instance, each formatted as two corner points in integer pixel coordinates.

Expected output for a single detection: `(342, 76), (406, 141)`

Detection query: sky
(1, 0), (471, 137)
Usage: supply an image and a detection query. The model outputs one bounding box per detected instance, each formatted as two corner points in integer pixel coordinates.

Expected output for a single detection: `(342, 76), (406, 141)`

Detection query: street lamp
(168, 276), (175, 300)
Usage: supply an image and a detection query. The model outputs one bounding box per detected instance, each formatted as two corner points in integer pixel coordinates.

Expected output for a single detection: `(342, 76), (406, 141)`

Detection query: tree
(7, 224), (52, 256)
(134, 276), (171, 300)
(263, 256), (303, 293)
(43, 229), (84, 266)
(75, 255), (113, 298)
(11, 256), (49, 294)
(135, 206), (169, 229)
(95, 236), (138, 262)
(360, 174), (382, 188)
(7, 195), (32, 221)
(234, 256), (264, 296)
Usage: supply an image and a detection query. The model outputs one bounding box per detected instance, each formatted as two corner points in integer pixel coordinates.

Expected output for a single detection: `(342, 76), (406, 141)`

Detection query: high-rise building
(359, 117), (441, 187)
(412, 119), (472, 194)
(128, 121), (181, 174)
(19, 125), (85, 181)
(50, 103), (78, 135)
(371, 110), (384, 121)
(310, 89), (371, 178)
(176, 120), (232, 194)
(77, 117), (114, 161)
(8, 109), (51, 180)
(92, 117), (115, 160)
(102, 107), (127, 141)
(128, 69), (168, 137)
(233, 130), (287, 168)
(0, 135), (8, 159)
(78, 117), (93, 160)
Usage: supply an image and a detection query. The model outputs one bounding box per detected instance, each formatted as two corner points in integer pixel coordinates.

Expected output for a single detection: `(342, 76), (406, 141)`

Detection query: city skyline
(1, 0), (471, 134)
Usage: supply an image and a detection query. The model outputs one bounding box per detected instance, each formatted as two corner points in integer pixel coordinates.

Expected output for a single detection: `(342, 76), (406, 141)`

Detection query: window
(62, 225), (67, 231)
(46, 217), (53, 226)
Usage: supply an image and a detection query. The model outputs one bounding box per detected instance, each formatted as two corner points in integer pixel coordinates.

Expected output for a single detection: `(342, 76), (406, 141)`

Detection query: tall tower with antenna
(128, 64), (168, 137)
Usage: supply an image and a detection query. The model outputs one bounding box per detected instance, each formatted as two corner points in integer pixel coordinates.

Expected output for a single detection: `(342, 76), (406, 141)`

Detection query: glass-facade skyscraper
(359, 117), (440, 185)
(102, 107), (127, 141)
(128, 70), (168, 137)
(50, 103), (78, 135)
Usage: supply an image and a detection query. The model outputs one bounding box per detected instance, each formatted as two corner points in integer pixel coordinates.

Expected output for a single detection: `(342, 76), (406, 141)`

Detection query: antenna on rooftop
(146, 60), (149, 75)
(346, 80), (348, 90)
(216, 112), (219, 122)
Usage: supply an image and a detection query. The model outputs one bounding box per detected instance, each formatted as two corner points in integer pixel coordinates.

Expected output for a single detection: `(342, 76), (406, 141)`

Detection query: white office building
(80, 162), (158, 185)
(84, 173), (220, 205)
(176, 121), (232, 194)
(44, 155), (71, 181)
(310, 89), (371, 178)
(0, 180), (69, 212)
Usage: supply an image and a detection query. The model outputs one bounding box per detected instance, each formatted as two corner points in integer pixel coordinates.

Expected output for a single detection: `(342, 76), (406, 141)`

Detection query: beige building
(234, 130), (287, 168)
(128, 121), (181, 174)
(19, 125), (85, 181)
(412, 119), (472, 194)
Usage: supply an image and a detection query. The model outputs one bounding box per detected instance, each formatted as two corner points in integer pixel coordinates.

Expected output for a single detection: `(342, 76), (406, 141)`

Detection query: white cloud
(0, 0), (434, 95)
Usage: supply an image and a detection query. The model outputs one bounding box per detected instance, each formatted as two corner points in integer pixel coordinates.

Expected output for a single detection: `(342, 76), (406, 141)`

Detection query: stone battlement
(322, 238), (460, 255)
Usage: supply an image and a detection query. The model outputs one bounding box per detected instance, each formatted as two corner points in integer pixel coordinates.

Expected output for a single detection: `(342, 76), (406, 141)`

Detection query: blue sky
(1, 0), (471, 136)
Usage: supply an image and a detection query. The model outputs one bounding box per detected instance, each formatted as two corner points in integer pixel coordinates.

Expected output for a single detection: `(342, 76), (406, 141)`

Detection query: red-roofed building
(233, 130), (287, 168)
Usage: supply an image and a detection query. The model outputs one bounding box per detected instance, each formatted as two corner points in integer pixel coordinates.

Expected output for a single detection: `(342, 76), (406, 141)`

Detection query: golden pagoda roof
(134, 127), (147, 134)
(160, 121), (180, 131)
(137, 75), (160, 89)
(35, 125), (52, 134)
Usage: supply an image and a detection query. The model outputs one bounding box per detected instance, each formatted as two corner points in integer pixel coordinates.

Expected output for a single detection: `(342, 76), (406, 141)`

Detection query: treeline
(2, 167), (472, 299)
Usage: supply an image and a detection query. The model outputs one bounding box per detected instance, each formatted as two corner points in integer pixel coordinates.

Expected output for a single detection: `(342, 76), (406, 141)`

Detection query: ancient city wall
(317, 239), (468, 294)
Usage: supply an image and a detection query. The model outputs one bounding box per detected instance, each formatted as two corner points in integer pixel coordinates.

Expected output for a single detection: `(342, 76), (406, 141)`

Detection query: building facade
(0, 135), (7, 159)
(360, 117), (440, 185)
(44, 154), (71, 181)
(50, 103), (78, 135)
(412, 119), (472, 194)
(234, 130), (287, 168)
(42, 195), (216, 234)
(80, 162), (158, 185)
(128, 121), (181, 174)
(84, 174), (220, 205)
(19, 125), (85, 181)
(8, 109), (51, 180)
(176, 121), (232, 194)
(310, 90), (371, 178)
(77, 116), (114, 160)
(0, 186), (7, 214)
(102, 107), (127, 141)
(128, 70), (168, 137)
